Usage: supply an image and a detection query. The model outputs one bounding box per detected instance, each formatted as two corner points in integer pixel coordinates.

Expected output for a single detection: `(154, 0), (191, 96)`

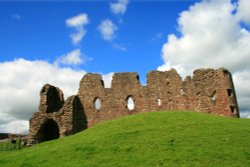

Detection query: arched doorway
(38, 119), (60, 142)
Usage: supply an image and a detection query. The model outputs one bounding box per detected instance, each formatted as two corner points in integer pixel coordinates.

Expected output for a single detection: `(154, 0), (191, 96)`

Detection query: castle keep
(28, 68), (239, 144)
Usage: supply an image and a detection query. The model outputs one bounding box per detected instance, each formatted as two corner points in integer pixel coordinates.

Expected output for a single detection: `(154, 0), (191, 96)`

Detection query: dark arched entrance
(38, 119), (60, 142)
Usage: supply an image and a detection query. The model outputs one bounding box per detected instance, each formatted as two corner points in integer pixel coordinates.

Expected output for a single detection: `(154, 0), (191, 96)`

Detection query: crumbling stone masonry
(28, 84), (87, 144)
(28, 68), (239, 144)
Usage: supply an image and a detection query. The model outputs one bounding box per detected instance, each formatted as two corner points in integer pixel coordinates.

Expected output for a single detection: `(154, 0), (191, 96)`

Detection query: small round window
(127, 97), (135, 111)
(94, 98), (101, 110)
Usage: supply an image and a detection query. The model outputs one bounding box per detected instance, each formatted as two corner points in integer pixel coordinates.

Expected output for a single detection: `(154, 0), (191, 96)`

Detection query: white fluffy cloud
(237, 0), (250, 24)
(158, 0), (250, 118)
(55, 49), (83, 66)
(0, 59), (115, 134)
(0, 59), (86, 134)
(98, 19), (118, 41)
(110, 0), (129, 15)
(66, 13), (89, 44)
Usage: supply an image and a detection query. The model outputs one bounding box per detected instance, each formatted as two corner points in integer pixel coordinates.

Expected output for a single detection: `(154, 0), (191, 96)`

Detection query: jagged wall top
(28, 68), (240, 144)
(77, 68), (239, 127)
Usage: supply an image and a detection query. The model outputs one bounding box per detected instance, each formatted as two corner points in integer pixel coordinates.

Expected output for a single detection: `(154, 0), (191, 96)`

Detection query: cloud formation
(112, 43), (127, 51)
(151, 33), (164, 41)
(55, 49), (84, 66)
(98, 19), (118, 41)
(0, 59), (115, 134)
(110, 0), (129, 15)
(11, 13), (22, 20)
(0, 59), (86, 134)
(158, 0), (250, 118)
(66, 13), (89, 45)
(237, 0), (250, 24)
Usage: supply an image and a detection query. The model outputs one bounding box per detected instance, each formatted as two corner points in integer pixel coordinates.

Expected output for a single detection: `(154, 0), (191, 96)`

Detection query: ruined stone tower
(28, 84), (87, 144)
(28, 68), (239, 144)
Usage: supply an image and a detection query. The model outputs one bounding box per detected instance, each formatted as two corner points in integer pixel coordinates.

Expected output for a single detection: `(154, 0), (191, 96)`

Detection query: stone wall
(77, 68), (239, 128)
(28, 68), (239, 144)
(28, 85), (87, 144)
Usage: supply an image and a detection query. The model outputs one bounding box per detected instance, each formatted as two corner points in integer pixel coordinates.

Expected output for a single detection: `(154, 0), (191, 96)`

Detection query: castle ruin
(28, 68), (239, 144)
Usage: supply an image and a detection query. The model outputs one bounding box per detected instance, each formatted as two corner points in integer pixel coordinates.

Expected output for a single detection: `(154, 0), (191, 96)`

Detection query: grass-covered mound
(0, 111), (249, 167)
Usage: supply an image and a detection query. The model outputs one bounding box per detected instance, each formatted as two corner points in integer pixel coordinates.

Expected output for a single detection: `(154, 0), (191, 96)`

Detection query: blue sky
(0, 1), (193, 78)
(0, 0), (250, 134)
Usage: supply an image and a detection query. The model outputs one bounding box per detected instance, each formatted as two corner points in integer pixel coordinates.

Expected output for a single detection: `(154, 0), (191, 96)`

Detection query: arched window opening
(127, 96), (135, 111)
(94, 98), (102, 110)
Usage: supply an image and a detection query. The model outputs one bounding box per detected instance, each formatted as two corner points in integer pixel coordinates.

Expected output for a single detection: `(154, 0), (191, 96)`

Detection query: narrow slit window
(158, 99), (162, 106)
(227, 89), (233, 97)
(230, 106), (235, 113)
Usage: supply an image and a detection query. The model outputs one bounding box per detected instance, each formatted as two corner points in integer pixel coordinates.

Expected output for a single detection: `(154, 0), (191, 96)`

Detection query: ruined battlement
(77, 68), (239, 126)
(28, 68), (239, 144)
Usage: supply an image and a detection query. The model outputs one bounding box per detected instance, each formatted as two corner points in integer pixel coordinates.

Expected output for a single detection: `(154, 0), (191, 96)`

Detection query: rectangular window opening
(227, 89), (233, 97)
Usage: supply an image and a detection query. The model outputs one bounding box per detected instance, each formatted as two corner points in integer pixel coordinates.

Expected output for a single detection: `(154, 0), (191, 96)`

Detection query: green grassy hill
(0, 111), (250, 167)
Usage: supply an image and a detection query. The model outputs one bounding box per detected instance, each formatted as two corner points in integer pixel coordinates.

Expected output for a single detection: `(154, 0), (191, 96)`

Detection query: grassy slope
(0, 111), (249, 167)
